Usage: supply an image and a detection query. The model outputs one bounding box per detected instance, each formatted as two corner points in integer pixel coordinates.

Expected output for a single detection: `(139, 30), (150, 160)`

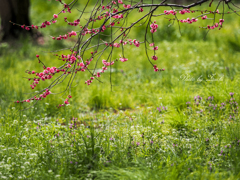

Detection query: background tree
(0, 0), (32, 40)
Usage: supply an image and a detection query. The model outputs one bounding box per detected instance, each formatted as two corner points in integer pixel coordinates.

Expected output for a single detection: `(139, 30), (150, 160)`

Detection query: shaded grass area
(0, 1), (240, 179)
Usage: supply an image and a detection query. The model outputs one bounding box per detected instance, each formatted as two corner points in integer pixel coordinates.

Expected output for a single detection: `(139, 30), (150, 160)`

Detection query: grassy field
(1, 0), (240, 179)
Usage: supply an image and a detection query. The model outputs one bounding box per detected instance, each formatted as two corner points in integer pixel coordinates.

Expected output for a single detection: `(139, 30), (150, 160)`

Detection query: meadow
(0, 0), (240, 179)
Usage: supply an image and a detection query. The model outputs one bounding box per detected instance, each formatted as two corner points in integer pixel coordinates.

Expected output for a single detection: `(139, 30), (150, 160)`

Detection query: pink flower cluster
(36, 67), (59, 82)
(53, 31), (77, 40)
(152, 55), (158, 61)
(16, 89), (52, 103)
(123, 4), (131, 9)
(153, 65), (158, 72)
(113, 43), (120, 48)
(164, 10), (176, 15)
(132, 39), (140, 47)
(102, 59), (115, 66)
(101, 25), (106, 32)
(150, 21), (158, 33)
(153, 65), (165, 72)
(62, 3), (71, 13)
(39, 89), (51, 99)
(149, 43), (154, 47)
(85, 77), (95, 85)
(67, 19), (80, 26)
(57, 95), (72, 107)
(118, 39), (140, 47)
(40, 21), (52, 28)
(53, 14), (58, 19)
(28, 53), (84, 91)
(139, 7), (143, 12)
(18, 3), (74, 31)
(179, 18), (198, 24)
(179, 9), (191, 14)
(119, 57), (128, 62)
(112, 14), (124, 19)
(94, 72), (101, 78)
(64, 98), (69, 104)
(101, 5), (111, 10)
(81, 27), (99, 36)
(60, 54), (80, 64)
(207, 19), (224, 29)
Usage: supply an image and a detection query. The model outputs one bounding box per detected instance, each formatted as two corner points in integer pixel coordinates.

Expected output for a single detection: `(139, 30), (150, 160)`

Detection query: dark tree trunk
(0, 0), (32, 41)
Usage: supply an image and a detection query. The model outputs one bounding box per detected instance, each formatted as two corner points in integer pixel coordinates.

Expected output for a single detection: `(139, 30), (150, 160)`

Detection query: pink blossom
(43, 70), (49, 74)
(152, 55), (158, 61)
(133, 40), (140, 47)
(79, 63), (84, 67)
(64, 100), (69, 104)
(150, 22), (158, 33)
(101, 25), (106, 32)
(119, 57), (128, 62)
(53, 14), (58, 19)
(114, 43), (120, 48)
(70, 31), (77, 36)
(110, 22), (115, 26)
(150, 29), (157, 33)
(149, 43), (154, 47)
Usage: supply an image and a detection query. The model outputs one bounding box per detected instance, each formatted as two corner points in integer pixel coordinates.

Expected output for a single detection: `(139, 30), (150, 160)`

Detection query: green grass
(0, 1), (240, 179)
